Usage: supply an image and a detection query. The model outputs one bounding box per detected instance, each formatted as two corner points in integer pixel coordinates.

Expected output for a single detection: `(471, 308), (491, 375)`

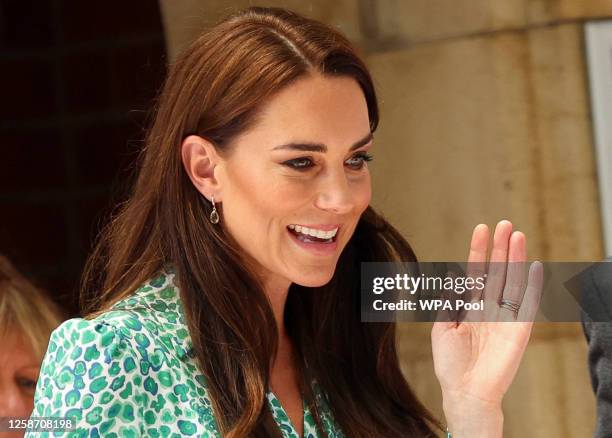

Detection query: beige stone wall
(365, 7), (605, 436)
(159, 0), (363, 61)
(160, 1), (609, 436)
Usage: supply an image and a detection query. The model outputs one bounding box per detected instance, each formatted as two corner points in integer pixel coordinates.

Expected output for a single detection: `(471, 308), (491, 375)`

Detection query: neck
(262, 274), (292, 343)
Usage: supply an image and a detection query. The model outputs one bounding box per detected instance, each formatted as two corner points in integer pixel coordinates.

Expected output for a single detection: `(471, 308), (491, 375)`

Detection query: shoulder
(30, 315), (147, 436)
(581, 259), (612, 324)
(28, 270), (219, 437)
(50, 269), (192, 365)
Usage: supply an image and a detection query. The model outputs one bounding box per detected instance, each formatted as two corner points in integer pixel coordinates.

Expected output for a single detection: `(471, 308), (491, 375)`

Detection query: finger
(517, 261), (543, 322)
(499, 231), (527, 322)
(447, 270), (468, 323)
(483, 220), (513, 319)
(467, 224), (489, 268)
(435, 277), (457, 325)
(466, 224), (489, 306)
(490, 220), (513, 263)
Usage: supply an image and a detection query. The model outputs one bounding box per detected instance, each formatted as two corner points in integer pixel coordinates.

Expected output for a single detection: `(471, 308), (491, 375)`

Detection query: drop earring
(209, 195), (220, 224)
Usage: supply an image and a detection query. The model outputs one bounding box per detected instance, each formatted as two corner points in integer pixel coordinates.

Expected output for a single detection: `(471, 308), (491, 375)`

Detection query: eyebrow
(271, 132), (373, 153)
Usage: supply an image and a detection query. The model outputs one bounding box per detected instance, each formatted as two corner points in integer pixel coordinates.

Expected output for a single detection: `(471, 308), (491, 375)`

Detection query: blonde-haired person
(0, 256), (64, 436)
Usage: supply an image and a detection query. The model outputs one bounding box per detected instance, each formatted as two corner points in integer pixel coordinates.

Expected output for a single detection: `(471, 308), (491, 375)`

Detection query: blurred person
(0, 256), (64, 437)
(581, 258), (612, 438)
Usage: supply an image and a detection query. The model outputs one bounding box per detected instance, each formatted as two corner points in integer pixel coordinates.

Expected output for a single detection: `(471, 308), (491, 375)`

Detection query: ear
(181, 135), (223, 201)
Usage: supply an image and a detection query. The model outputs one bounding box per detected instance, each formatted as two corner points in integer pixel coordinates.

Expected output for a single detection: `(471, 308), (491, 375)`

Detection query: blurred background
(2, 0), (612, 436)
(0, 0), (167, 315)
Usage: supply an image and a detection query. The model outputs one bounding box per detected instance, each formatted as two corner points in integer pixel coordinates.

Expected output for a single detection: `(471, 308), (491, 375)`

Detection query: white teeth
(305, 228), (315, 237)
(287, 225), (338, 239)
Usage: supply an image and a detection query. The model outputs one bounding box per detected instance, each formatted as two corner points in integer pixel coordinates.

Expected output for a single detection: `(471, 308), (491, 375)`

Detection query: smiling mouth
(287, 224), (338, 244)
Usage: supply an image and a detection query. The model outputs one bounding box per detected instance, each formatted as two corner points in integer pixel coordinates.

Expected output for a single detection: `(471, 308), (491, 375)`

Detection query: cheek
(18, 391), (34, 413)
(0, 386), (33, 417)
(353, 174), (372, 213)
(220, 163), (305, 240)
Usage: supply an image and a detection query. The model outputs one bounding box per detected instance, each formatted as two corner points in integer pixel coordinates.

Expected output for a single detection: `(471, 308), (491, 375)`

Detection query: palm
(431, 221), (542, 404)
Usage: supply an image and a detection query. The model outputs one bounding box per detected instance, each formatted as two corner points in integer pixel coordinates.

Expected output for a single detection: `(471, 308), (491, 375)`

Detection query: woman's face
(216, 74), (372, 290)
(0, 329), (39, 435)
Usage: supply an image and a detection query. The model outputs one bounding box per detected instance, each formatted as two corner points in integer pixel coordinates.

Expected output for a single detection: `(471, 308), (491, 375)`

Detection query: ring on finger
(499, 299), (521, 315)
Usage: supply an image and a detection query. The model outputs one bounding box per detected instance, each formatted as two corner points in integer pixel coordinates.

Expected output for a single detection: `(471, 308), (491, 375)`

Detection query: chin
(292, 269), (336, 288)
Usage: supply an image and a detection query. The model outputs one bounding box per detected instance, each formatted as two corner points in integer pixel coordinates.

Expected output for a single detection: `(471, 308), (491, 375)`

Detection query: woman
(0, 256), (63, 438)
(28, 7), (541, 438)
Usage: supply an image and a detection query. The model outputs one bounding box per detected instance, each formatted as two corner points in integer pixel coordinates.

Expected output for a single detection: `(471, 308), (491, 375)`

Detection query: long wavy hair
(81, 7), (441, 437)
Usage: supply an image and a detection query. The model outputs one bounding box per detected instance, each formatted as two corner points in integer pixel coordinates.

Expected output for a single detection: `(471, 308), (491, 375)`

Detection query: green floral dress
(26, 270), (344, 437)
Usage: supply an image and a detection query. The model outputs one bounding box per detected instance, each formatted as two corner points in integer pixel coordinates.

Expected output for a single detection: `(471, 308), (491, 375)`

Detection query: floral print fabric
(27, 270), (344, 437)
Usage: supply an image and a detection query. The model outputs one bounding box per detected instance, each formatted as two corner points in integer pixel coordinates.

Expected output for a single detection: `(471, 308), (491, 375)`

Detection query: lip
(287, 226), (339, 255)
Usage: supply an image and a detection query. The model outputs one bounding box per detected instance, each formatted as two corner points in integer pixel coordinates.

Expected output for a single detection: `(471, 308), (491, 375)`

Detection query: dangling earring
(209, 195), (220, 224)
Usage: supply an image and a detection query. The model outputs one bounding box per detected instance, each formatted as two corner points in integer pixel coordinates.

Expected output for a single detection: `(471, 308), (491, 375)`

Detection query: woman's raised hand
(431, 220), (543, 438)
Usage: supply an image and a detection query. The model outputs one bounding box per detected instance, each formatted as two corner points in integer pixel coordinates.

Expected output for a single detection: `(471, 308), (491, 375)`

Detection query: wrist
(442, 390), (504, 438)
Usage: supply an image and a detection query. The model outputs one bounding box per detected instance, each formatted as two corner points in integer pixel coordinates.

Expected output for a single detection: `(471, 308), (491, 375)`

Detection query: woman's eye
(282, 153), (373, 172)
(16, 377), (37, 394)
(283, 157), (315, 171)
(345, 152), (374, 169)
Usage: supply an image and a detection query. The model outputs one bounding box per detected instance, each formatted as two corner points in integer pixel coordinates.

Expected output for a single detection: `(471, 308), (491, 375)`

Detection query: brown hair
(0, 256), (64, 361)
(81, 7), (440, 437)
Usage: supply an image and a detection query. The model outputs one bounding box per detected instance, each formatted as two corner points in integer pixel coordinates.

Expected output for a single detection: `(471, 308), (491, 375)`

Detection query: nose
(313, 167), (356, 215)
